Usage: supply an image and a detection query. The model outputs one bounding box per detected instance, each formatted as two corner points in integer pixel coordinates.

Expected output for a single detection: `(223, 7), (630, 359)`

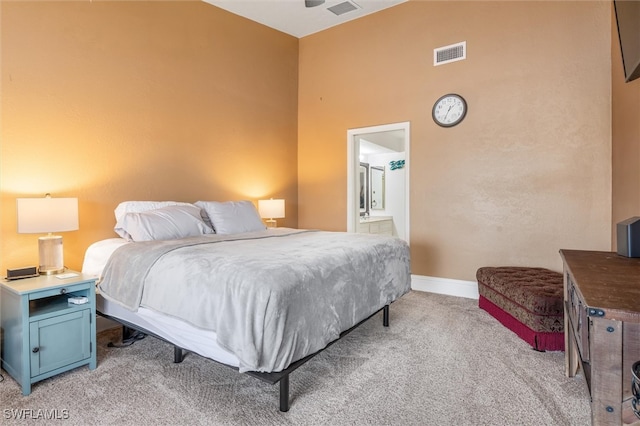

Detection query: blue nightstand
(0, 272), (97, 395)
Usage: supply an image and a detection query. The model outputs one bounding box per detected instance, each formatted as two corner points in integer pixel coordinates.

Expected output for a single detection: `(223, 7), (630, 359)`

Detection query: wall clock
(432, 93), (467, 127)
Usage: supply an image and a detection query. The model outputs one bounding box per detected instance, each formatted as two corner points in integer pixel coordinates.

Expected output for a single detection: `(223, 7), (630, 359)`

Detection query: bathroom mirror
(359, 162), (369, 216)
(370, 166), (385, 210)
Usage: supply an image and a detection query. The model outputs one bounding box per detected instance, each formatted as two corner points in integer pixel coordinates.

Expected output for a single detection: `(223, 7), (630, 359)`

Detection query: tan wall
(612, 1), (640, 246)
(1, 1), (614, 283)
(0, 1), (299, 272)
(298, 1), (612, 280)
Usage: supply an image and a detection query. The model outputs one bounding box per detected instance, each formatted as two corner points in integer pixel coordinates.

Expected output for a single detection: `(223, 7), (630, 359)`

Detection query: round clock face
(432, 94), (467, 127)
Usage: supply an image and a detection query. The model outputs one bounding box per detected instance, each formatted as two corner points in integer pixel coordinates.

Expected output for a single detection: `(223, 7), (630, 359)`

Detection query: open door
(346, 122), (410, 243)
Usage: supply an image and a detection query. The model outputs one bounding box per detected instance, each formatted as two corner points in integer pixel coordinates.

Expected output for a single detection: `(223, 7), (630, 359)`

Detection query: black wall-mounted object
(614, 0), (640, 83)
(617, 217), (640, 258)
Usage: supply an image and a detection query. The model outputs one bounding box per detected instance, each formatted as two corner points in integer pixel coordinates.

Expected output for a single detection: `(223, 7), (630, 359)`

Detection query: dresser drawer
(566, 273), (590, 362)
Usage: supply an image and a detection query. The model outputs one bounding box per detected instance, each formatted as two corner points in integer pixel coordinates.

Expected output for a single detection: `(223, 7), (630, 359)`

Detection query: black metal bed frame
(98, 304), (390, 412)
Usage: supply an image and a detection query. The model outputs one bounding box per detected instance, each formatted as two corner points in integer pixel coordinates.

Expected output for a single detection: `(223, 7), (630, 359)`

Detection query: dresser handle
(32, 347), (39, 353)
(59, 288), (67, 294)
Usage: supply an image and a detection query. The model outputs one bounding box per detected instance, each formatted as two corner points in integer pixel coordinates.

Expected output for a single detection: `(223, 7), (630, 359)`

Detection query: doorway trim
(347, 121), (410, 243)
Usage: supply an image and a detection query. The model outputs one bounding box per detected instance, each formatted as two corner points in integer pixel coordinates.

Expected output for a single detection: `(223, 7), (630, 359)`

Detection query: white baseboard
(411, 274), (479, 300)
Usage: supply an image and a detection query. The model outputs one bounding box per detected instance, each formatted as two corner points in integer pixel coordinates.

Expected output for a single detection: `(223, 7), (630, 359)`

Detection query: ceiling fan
(305, 0), (360, 16)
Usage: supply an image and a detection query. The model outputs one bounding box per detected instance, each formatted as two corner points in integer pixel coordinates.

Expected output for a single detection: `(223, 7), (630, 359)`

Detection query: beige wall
(612, 1), (640, 245)
(298, 1), (612, 280)
(0, 1), (299, 272)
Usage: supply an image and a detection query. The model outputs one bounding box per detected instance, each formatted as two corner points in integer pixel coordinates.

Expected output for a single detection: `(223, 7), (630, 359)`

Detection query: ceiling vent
(434, 41), (466, 66)
(328, 1), (359, 16)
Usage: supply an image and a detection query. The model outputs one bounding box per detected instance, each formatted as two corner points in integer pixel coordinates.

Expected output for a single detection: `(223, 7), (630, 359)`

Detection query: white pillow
(195, 200), (266, 235)
(114, 204), (213, 242)
(114, 201), (194, 223)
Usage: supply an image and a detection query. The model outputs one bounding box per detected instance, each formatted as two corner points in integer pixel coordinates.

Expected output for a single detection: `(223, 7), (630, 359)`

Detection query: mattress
(84, 238), (240, 367)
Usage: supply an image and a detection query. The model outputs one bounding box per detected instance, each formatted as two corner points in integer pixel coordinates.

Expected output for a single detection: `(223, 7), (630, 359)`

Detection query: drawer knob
(32, 347), (39, 353)
(60, 288), (67, 294)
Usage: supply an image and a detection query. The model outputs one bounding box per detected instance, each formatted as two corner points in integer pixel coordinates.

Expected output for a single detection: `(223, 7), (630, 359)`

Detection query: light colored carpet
(1, 291), (591, 425)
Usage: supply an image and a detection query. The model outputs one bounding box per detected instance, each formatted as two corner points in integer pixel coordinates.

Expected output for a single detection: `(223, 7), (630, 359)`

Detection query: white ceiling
(202, 0), (408, 38)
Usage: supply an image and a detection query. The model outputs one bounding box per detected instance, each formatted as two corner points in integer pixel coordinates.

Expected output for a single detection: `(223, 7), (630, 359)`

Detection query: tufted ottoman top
(476, 266), (564, 316)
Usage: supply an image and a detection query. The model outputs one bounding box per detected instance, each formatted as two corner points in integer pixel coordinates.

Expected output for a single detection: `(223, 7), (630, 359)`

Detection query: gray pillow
(195, 200), (266, 235)
(114, 204), (213, 242)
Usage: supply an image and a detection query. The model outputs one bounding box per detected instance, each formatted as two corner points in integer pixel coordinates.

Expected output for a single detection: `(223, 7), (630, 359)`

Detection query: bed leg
(123, 325), (134, 340)
(279, 374), (290, 412)
(108, 325), (147, 348)
(383, 305), (389, 327)
(174, 346), (184, 363)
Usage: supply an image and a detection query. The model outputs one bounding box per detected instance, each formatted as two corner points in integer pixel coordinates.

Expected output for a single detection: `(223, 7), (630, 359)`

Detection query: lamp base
(265, 219), (277, 228)
(38, 235), (65, 275)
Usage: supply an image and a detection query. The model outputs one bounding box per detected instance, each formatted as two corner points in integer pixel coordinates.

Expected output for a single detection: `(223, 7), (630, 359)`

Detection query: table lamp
(258, 199), (285, 228)
(17, 194), (79, 275)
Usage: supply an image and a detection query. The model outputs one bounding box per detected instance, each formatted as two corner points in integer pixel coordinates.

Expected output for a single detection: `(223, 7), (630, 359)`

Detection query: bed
(83, 200), (411, 411)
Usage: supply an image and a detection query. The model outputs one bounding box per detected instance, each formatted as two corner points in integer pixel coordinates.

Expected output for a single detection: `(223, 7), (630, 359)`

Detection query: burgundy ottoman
(476, 266), (564, 351)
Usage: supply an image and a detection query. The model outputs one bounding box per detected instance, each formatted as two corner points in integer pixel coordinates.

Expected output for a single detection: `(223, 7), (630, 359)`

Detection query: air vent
(434, 41), (466, 66)
(328, 1), (359, 16)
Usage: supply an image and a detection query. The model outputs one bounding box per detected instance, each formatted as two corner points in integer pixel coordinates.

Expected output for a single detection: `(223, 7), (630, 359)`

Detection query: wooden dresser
(560, 250), (640, 425)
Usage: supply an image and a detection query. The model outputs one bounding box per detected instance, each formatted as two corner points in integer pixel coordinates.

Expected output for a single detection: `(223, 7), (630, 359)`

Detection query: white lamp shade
(17, 197), (79, 234)
(258, 199), (285, 219)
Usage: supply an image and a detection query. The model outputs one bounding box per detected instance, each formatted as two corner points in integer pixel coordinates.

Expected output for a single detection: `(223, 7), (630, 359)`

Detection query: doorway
(347, 122), (410, 242)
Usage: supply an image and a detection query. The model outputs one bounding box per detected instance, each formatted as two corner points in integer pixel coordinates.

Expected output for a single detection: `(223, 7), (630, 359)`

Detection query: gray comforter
(98, 228), (411, 373)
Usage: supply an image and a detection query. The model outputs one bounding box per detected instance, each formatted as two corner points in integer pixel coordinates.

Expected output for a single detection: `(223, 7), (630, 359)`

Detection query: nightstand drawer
(29, 282), (91, 300)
